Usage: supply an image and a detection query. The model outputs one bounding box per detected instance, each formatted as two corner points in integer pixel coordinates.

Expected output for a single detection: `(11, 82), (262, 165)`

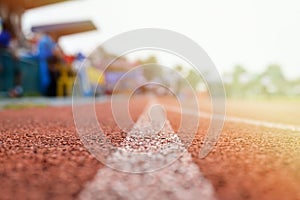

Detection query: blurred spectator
(72, 53), (91, 96)
(36, 32), (61, 95)
(47, 56), (60, 96)
(0, 19), (11, 49)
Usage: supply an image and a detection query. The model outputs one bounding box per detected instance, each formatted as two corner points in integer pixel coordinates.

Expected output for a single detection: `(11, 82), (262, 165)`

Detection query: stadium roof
(0, 0), (69, 12)
(31, 20), (97, 40)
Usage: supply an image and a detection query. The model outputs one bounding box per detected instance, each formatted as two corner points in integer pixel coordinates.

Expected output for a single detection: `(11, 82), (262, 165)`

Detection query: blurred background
(1, 0), (300, 100)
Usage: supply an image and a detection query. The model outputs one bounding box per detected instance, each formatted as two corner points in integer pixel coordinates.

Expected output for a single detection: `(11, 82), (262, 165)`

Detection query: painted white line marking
(79, 102), (216, 200)
(165, 105), (300, 132)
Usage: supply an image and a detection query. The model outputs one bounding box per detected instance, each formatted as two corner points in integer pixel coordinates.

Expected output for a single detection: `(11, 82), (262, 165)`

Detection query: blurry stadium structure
(0, 0), (98, 97)
(1, 0), (298, 98)
(31, 20), (96, 42)
(0, 0), (70, 45)
(87, 47), (142, 95)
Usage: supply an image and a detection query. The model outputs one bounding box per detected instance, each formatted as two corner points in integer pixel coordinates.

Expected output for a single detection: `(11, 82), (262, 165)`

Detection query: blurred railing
(0, 49), (40, 96)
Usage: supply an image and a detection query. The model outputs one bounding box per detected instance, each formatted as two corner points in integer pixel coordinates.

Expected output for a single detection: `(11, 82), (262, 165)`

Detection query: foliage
(225, 64), (299, 98)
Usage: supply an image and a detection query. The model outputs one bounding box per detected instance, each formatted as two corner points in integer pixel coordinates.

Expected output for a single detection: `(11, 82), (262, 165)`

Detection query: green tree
(230, 65), (247, 97)
(139, 55), (163, 81)
(186, 68), (201, 90)
(261, 64), (286, 96)
(232, 65), (246, 84)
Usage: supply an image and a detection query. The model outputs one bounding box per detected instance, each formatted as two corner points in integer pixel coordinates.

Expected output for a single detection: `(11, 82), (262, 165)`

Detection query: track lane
(1, 96), (300, 200)
(79, 100), (216, 200)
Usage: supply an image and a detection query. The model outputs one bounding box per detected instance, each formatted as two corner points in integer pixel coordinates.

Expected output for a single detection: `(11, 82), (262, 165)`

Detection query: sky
(22, 0), (300, 79)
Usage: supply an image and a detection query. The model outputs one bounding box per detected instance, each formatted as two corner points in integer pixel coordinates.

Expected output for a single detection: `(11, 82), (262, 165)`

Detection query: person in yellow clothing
(72, 53), (105, 96)
(86, 66), (105, 95)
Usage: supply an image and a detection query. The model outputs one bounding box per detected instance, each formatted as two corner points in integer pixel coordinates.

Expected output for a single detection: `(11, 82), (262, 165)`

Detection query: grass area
(2, 103), (47, 110)
(228, 95), (300, 102)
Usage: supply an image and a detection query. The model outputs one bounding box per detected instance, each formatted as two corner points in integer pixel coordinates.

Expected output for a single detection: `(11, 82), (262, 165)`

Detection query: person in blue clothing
(36, 32), (58, 95)
(0, 20), (11, 48)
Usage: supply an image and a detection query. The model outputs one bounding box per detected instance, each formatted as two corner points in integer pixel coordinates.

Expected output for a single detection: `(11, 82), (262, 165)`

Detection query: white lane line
(79, 102), (216, 200)
(165, 105), (300, 132)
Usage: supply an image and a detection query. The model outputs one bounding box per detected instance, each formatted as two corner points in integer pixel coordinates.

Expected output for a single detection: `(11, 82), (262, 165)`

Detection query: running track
(0, 96), (300, 200)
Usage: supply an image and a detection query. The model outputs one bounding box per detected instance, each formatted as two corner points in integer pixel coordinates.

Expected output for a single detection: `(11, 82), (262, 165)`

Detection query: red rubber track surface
(0, 97), (300, 200)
